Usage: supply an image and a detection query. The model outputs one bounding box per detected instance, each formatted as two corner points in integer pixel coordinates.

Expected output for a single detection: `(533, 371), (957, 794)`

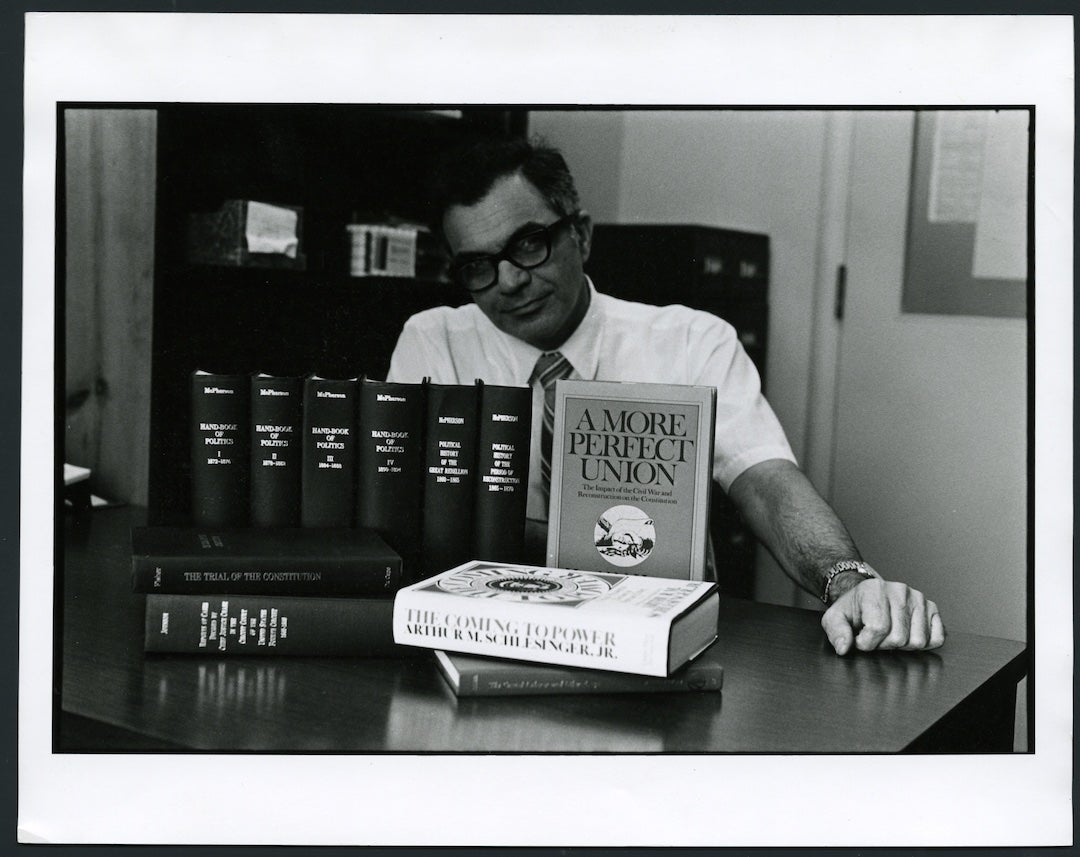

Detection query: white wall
(835, 112), (1028, 641)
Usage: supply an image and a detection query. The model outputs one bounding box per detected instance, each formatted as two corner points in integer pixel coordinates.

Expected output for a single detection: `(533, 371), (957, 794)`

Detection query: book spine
(132, 554), (402, 595)
(356, 379), (426, 576)
(301, 377), (358, 527)
(249, 374), (303, 527)
(472, 384), (532, 564)
(190, 370), (250, 526)
(144, 594), (403, 656)
(420, 383), (479, 578)
(393, 590), (670, 676)
(455, 665), (723, 697)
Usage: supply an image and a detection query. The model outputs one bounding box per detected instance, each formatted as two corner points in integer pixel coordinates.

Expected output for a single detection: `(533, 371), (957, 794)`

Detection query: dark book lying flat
(131, 525), (403, 596)
(144, 593), (410, 656)
(434, 642), (724, 697)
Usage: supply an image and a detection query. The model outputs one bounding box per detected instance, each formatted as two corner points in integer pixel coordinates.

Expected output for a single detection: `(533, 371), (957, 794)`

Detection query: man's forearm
(727, 459), (864, 601)
(728, 459), (945, 652)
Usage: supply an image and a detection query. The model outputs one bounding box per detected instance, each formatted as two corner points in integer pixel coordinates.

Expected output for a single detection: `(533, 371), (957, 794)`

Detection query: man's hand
(821, 575), (946, 655)
(725, 460), (947, 655)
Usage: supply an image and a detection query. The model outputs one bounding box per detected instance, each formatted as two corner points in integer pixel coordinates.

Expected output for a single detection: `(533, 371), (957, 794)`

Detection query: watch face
(434, 565), (614, 604)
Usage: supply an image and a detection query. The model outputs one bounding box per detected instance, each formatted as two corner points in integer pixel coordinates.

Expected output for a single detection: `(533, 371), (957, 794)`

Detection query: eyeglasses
(449, 212), (580, 293)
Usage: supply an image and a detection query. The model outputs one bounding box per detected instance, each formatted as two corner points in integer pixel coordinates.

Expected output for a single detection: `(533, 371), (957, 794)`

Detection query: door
(811, 111), (1028, 644)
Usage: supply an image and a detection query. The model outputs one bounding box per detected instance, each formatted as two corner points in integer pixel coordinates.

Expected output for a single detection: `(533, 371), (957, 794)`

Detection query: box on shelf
(187, 199), (306, 270)
(347, 224), (417, 278)
(347, 223), (449, 281)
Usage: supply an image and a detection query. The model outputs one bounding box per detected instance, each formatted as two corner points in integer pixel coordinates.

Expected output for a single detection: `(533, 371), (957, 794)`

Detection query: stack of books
(394, 379), (722, 697)
(345, 221), (449, 281)
(135, 370), (532, 656)
(346, 223), (418, 278)
(393, 560), (723, 697)
(136, 525), (407, 656)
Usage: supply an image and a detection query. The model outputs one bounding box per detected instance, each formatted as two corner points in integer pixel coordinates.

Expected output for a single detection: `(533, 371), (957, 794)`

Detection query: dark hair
(428, 135), (580, 236)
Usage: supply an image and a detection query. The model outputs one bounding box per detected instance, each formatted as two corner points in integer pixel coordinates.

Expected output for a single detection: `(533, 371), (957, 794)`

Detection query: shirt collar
(556, 276), (602, 381)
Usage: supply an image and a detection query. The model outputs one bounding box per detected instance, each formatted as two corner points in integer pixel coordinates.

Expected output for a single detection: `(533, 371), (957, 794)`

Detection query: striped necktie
(531, 351), (575, 504)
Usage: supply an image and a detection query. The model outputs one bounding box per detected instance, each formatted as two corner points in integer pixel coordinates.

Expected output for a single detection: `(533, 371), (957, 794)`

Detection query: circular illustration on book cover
(434, 566), (614, 604)
(594, 505), (655, 567)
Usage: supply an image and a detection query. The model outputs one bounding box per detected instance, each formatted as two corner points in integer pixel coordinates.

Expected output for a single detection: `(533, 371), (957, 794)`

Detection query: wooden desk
(59, 507), (1028, 753)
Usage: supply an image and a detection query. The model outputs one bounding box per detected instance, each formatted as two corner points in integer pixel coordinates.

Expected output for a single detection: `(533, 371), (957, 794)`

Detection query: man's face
(443, 171), (592, 352)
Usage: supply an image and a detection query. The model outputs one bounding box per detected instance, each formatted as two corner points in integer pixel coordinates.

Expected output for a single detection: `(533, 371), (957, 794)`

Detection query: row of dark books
(140, 376), (726, 698)
(191, 370), (531, 576)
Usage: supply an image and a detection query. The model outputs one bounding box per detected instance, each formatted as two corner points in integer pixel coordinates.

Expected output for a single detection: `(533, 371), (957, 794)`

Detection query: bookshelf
(148, 105), (525, 524)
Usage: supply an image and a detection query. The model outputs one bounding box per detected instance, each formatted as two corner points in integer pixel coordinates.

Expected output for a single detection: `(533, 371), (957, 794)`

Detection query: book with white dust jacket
(393, 560), (719, 677)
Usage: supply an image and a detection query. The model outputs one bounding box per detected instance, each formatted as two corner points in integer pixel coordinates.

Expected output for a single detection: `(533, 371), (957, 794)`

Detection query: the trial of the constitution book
(138, 373), (724, 686)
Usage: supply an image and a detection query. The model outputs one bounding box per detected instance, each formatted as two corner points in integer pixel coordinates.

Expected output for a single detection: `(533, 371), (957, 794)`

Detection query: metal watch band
(822, 560), (878, 604)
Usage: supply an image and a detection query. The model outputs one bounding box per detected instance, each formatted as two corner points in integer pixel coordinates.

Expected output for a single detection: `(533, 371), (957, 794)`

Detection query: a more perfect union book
(434, 641), (723, 697)
(393, 561), (719, 677)
(131, 525), (403, 595)
(144, 593), (401, 656)
(546, 380), (716, 581)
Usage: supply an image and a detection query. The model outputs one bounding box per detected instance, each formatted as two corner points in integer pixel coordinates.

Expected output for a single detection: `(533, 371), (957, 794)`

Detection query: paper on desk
(246, 201), (299, 258)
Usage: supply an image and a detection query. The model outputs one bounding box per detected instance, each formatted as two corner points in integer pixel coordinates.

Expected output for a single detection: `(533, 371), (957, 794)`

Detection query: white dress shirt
(388, 279), (796, 521)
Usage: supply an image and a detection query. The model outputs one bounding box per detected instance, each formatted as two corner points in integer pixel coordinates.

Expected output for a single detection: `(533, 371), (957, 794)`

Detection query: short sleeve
(687, 312), (797, 491)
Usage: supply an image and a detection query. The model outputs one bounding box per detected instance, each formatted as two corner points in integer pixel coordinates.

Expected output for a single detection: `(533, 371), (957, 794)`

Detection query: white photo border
(20, 13), (1073, 846)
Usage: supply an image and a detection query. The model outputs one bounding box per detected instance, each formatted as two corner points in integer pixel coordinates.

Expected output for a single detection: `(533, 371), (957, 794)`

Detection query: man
(389, 137), (945, 655)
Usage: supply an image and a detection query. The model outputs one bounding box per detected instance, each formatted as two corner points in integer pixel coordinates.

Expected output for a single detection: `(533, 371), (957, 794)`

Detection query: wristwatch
(822, 560), (879, 604)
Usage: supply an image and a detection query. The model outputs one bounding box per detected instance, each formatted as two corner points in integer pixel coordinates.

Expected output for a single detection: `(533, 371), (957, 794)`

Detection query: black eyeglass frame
(448, 211), (581, 293)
